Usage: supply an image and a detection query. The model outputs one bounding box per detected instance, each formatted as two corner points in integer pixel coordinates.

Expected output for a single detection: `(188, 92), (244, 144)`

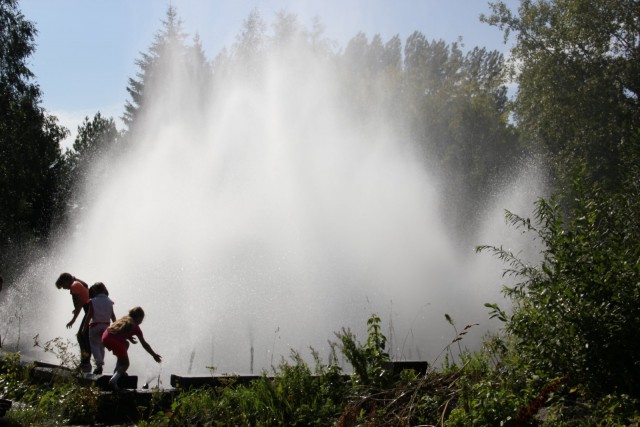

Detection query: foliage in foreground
(0, 352), (99, 426)
(2, 305), (640, 426)
(142, 353), (348, 427)
(4, 186), (640, 425)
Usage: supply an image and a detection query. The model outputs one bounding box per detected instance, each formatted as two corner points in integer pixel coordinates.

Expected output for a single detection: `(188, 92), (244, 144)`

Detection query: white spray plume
(2, 25), (544, 381)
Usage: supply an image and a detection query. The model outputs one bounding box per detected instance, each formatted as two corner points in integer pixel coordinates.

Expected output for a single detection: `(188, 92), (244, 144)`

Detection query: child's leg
(90, 324), (109, 374)
(98, 325), (109, 365)
(109, 355), (130, 390)
(76, 311), (91, 369)
(117, 355), (130, 373)
(89, 326), (106, 366)
(99, 340), (106, 366)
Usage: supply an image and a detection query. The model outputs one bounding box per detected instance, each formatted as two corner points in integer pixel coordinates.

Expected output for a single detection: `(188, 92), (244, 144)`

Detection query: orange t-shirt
(70, 281), (90, 307)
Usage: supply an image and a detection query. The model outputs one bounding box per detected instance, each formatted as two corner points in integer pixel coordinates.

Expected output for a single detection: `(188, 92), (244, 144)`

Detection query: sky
(19, 0), (519, 147)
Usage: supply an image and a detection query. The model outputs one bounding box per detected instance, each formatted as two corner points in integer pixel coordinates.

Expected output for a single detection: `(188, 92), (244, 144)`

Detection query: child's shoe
(108, 376), (120, 391)
(93, 366), (103, 375)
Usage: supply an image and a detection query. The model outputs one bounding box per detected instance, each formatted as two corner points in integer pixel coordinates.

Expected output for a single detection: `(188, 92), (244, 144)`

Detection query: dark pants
(76, 305), (91, 365)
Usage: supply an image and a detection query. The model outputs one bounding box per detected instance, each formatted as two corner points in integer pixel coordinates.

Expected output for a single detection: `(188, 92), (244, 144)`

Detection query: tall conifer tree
(122, 6), (188, 131)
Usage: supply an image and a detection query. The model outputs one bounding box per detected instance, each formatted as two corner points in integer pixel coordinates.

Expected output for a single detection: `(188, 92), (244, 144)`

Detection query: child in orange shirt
(55, 272), (92, 372)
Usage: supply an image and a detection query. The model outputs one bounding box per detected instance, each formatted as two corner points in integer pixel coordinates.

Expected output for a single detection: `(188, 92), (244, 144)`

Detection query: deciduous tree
(483, 0), (640, 191)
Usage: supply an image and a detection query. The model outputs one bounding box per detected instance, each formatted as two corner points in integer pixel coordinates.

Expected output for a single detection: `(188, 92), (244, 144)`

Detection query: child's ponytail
(107, 306), (145, 334)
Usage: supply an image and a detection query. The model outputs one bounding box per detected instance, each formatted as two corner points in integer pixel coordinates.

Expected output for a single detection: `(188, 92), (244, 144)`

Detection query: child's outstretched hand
(153, 353), (162, 363)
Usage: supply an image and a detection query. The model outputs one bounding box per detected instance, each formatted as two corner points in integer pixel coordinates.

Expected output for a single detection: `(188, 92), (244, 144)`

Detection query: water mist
(1, 24), (544, 384)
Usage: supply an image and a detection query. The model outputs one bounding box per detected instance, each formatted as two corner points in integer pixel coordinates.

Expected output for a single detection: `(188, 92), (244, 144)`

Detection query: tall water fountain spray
(1, 17), (544, 384)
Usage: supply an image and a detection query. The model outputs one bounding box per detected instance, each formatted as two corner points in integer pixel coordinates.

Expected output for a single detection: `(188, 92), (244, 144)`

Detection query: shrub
(477, 176), (640, 397)
(153, 350), (347, 426)
(335, 313), (392, 389)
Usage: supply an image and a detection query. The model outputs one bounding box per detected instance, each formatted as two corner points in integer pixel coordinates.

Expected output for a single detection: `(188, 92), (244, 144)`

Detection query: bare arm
(138, 335), (162, 363)
(66, 294), (83, 328)
(81, 304), (94, 334)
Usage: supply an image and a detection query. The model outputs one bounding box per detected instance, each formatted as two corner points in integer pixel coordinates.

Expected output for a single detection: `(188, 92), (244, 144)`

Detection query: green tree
(483, 0), (640, 192)
(72, 112), (120, 169)
(0, 0), (67, 277)
(403, 35), (520, 235)
(271, 10), (302, 47)
(123, 5), (188, 131)
(123, 6), (213, 139)
(478, 172), (640, 396)
(231, 10), (266, 77)
(185, 33), (211, 113)
(338, 32), (405, 128)
(55, 112), (120, 222)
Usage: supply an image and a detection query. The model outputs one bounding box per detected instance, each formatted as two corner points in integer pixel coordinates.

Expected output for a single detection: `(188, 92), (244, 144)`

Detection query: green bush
(149, 350), (347, 426)
(335, 313), (392, 389)
(477, 176), (640, 397)
(0, 352), (99, 425)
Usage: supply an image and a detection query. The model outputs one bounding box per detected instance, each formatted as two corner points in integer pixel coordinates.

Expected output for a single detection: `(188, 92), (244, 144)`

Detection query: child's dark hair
(55, 272), (74, 289)
(56, 273), (89, 290)
(129, 306), (144, 321)
(89, 282), (109, 298)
